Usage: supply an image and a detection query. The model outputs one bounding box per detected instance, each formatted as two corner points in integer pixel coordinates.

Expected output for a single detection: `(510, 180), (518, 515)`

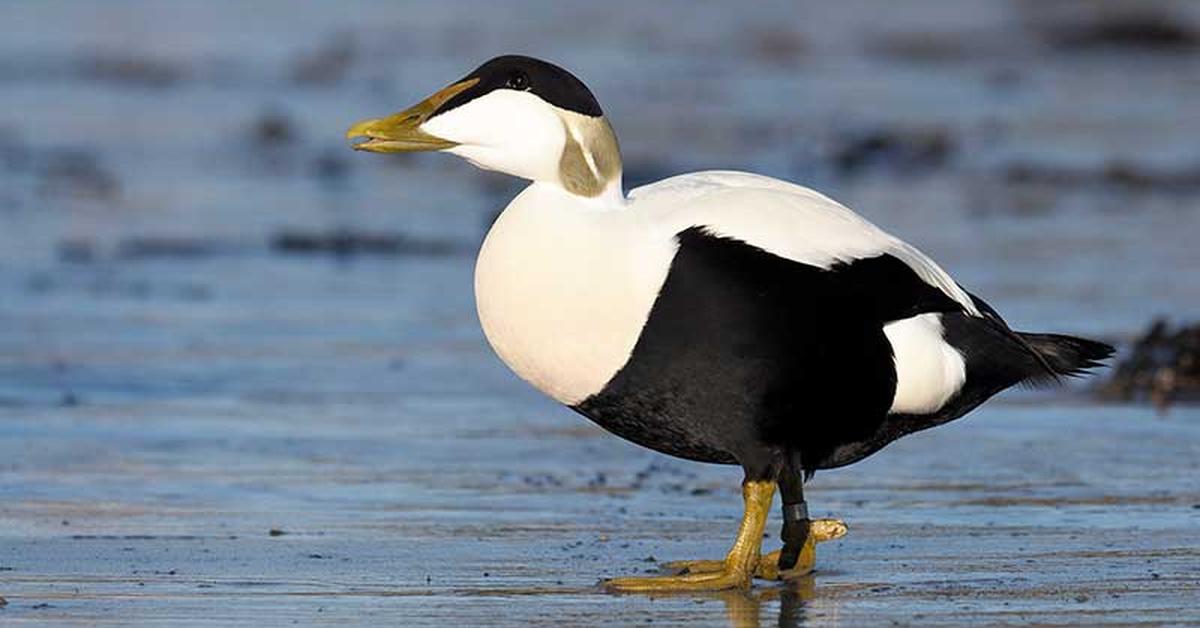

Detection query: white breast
(474, 183), (674, 405)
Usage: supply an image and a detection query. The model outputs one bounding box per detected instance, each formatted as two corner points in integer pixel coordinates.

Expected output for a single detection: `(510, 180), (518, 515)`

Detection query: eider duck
(345, 55), (1113, 592)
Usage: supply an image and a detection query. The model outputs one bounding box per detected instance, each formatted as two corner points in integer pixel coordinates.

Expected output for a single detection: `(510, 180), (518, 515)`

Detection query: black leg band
(777, 452), (810, 571)
(783, 501), (809, 523)
(779, 518), (810, 570)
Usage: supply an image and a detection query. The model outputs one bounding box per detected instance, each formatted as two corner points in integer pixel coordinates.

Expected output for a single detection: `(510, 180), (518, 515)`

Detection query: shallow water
(2, 1), (1199, 625)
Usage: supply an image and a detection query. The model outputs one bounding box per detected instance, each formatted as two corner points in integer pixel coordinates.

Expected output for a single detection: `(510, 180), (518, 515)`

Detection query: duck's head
(347, 55), (621, 199)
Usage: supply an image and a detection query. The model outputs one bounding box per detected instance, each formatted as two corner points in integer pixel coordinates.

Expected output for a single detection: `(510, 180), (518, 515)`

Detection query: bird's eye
(506, 72), (530, 90)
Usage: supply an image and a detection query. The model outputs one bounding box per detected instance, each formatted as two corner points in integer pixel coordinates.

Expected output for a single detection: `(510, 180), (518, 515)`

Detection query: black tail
(818, 312), (1115, 470)
(955, 292), (1115, 390)
(1017, 332), (1115, 380)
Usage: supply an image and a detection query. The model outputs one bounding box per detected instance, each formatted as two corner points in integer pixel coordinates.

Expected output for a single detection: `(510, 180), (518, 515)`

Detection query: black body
(432, 55), (603, 119)
(573, 228), (1112, 479)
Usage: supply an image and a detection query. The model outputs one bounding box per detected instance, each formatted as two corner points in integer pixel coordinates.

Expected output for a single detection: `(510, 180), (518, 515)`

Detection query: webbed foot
(663, 518), (847, 581)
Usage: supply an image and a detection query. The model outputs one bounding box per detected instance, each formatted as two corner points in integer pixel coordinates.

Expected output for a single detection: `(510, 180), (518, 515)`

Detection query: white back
(633, 171), (979, 315)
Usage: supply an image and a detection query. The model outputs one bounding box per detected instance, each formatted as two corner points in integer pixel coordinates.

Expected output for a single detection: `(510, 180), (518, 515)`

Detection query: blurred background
(1, 1), (1198, 625)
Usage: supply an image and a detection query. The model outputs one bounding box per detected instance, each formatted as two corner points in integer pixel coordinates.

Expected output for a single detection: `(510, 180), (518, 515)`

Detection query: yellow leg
(664, 518), (848, 580)
(604, 479), (775, 592)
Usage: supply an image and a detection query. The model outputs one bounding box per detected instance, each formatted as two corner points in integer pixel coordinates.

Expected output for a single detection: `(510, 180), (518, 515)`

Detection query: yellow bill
(345, 78), (479, 153)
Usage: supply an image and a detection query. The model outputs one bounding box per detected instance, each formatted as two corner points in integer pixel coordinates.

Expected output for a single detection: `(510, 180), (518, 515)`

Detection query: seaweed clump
(1099, 319), (1200, 413)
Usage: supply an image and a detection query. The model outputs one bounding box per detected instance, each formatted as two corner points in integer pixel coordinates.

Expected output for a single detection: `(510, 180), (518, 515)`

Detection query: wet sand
(2, 257), (1198, 626)
(2, 1), (1200, 625)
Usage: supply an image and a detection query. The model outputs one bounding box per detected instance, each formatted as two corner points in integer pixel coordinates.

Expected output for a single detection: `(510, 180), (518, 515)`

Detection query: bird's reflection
(644, 576), (822, 628)
(722, 577), (815, 628)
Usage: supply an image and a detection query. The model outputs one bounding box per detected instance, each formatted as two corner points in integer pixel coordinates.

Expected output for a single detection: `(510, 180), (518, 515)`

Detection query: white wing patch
(884, 313), (967, 414)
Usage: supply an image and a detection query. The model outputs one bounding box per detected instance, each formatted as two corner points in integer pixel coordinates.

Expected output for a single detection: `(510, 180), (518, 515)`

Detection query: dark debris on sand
(271, 229), (468, 258)
(866, 32), (978, 63)
(37, 149), (121, 201)
(1098, 319), (1200, 413)
(1005, 160), (1200, 193)
(829, 127), (957, 177)
(116, 237), (239, 260)
(290, 33), (357, 86)
(1042, 9), (1199, 51)
(252, 110), (299, 147)
(744, 27), (807, 68)
(58, 237), (244, 262)
(76, 51), (188, 88)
